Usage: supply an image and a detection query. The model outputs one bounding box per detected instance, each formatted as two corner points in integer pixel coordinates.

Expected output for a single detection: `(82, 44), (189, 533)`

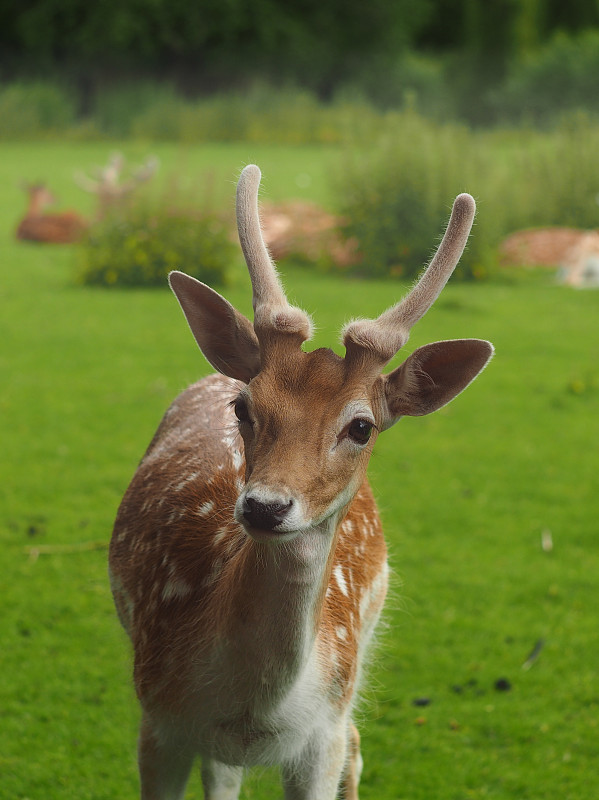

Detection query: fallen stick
(25, 541), (108, 561)
(522, 638), (545, 671)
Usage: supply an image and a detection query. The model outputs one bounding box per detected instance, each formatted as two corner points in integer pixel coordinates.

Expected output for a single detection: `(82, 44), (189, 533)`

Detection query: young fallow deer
(109, 165), (493, 799)
(16, 182), (87, 243)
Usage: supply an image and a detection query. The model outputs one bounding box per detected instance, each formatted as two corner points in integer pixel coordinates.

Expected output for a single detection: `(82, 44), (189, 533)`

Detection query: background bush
(93, 82), (184, 138)
(4, 73), (599, 144)
(334, 111), (599, 280)
(0, 81), (76, 138)
(334, 112), (494, 280)
(77, 186), (235, 288)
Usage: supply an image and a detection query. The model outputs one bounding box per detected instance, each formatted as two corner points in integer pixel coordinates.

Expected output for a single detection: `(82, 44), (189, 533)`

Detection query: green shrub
(129, 85), (372, 145)
(333, 111), (599, 280)
(129, 95), (192, 141)
(94, 82), (182, 138)
(0, 81), (76, 138)
(333, 111), (493, 280)
(77, 187), (235, 288)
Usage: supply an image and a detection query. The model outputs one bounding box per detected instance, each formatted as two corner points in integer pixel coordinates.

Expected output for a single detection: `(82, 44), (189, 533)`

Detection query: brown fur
(110, 371), (387, 716)
(16, 183), (87, 243)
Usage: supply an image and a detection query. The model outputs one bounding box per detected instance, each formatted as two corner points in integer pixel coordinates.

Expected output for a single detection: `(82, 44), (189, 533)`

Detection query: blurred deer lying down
(16, 182), (88, 243)
(16, 153), (159, 244)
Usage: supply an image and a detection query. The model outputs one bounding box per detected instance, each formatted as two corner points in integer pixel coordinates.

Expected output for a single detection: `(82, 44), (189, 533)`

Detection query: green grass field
(1, 142), (598, 799)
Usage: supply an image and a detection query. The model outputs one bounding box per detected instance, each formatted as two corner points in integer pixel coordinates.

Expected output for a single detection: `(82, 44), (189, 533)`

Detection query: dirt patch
(260, 201), (359, 268)
(499, 227), (589, 268)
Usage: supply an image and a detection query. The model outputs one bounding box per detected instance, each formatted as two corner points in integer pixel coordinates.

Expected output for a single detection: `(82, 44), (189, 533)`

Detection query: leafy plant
(93, 82), (183, 138)
(333, 111), (493, 280)
(77, 186), (235, 288)
(333, 110), (599, 280)
(0, 81), (76, 138)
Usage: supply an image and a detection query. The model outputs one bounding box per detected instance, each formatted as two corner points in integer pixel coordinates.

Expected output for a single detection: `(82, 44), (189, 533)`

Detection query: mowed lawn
(1, 142), (598, 799)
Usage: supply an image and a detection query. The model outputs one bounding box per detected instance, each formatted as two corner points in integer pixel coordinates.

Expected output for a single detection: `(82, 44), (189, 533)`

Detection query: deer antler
(236, 165), (313, 346)
(74, 153), (157, 202)
(343, 193), (476, 366)
(119, 156), (160, 195)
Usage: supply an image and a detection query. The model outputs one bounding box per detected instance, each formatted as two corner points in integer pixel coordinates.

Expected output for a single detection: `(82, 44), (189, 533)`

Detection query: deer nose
(242, 496), (294, 531)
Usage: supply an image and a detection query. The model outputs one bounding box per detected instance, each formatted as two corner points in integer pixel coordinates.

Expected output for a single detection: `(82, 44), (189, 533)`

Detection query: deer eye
(347, 418), (373, 445)
(233, 397), (252, 425)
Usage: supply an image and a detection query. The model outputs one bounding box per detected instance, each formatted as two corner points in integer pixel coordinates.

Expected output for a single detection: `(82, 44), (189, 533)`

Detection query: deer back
(16, 183), (87, 243)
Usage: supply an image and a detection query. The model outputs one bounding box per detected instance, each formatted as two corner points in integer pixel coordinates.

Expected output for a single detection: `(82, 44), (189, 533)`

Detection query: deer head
(169, 165), (493, 542)
(20, 182), (58, 214)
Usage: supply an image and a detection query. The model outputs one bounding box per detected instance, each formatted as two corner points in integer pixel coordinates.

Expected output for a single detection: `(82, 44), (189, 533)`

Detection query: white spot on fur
(202, 558), (223, 588)
(359, 563), (389, 622)
(174, 472), (200, 492)
(140, 497), (153, 514)
(232, 449), (243, 471)
(334, 565), (349, 597)
(197, 500), (215, 517)
(336, 625), (348, 641)
(346, 568), (354, 590)
(115, 526), (129, 543)
(161, 577), (192, 601)
(213, 526), (228, 547)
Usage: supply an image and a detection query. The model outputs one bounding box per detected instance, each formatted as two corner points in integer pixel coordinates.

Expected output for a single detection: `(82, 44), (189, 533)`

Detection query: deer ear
(381, 339), (493, 426)
(169, 271), (261, 383)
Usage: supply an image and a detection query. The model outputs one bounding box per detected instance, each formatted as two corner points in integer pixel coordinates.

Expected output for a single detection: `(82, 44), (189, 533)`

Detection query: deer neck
(27, 193), (50, 217)
(216, 512), (343, 694)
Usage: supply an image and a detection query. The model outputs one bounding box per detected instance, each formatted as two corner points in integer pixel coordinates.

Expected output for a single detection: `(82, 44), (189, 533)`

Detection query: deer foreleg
(339, 723), (363, 800)
(201, 759), (243, 800)
(282, 720), (357, 800)
(138, 713), (195, 800)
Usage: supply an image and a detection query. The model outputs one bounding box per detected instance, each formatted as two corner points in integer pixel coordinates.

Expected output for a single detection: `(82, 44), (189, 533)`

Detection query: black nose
(242, 496), (293, 531)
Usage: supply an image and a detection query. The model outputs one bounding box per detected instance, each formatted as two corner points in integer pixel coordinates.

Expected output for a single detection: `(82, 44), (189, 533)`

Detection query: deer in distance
(109, 164), (493, 799)
(16, 182), (87, 243)
(17, 154), (158, 244)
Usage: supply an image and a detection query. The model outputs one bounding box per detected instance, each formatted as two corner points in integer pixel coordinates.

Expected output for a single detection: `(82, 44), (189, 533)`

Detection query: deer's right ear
(169, 271), (261, 383)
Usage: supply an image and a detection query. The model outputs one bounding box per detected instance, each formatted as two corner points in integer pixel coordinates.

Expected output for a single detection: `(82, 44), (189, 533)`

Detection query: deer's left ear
(381, 339), (494, 427)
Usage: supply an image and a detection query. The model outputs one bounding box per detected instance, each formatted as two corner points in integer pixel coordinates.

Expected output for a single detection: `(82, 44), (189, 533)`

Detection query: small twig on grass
(24, 541), (108, 562)
(522, 638), (545, 671)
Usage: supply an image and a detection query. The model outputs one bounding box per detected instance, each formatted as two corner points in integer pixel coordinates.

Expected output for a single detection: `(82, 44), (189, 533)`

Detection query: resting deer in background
(16, 182), (87, 243)
(109, 165), (493, 799)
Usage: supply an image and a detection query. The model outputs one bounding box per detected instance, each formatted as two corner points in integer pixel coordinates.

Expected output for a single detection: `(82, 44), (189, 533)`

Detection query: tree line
(2, 0), (598, 90)
(2, 0), (599, 125)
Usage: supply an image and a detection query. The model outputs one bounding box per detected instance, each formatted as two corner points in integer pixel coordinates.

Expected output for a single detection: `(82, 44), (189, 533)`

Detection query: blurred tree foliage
(0, 0), (430, 92)
(2, 0), (599, 123)
(4, 0), (599, 89)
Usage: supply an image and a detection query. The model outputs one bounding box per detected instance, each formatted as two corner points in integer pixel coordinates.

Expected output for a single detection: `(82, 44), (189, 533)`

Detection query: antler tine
(236, 165), (312, 342)
(343, 193), (476, 365)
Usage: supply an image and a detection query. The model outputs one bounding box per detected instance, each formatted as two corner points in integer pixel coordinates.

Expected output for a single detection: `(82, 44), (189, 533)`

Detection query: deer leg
(201, 759), (243, 800)
(339, 723), (362, 800)
(281, 722), (353, 800)
(138, 713), (195, 800)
